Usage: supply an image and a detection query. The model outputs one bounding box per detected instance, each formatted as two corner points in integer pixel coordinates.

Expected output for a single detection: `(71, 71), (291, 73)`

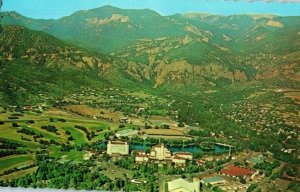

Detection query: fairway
(0, 154), (34, 174)
(0, 167), (38, 181)
(22, 124), (62, 142)
(63, 127), (87, 146)
(0, 126), (40, 149)
(50, 146), (84, 162)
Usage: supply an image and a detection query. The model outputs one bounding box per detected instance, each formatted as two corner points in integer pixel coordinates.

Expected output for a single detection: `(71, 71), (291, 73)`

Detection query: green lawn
(22, 124), (62, 142)
(50, 146), (84, 162)
(63, 127), (86, 146)
(0, 167), (38, 181)
(88, 122), (110, 131)
(94, 131), (108, 140)
(0, 154), (34, 173)
(0, 125), (40, 149)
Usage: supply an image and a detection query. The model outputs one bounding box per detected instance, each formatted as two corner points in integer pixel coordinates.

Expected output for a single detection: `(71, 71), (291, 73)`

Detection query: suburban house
(107, 140), (129, 156)
(167, 178), (200, 192)
(196, 159), (205, 166)
(119, 117), (129, 123)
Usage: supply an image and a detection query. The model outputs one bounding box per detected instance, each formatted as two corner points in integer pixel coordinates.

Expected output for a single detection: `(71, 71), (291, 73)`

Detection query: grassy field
(0, 103), (182, 183)
(0, 109), (114, 145)
(63, 105), (125, 121)
(0, 124), (41, 149)
(0, 154), (34, 174)
(0, 167), (38, 181)
(23, 124), (62, 142)
(63, 127), (87, 146)
(49, 146), (85, 163)
(0, 108), (117, 178)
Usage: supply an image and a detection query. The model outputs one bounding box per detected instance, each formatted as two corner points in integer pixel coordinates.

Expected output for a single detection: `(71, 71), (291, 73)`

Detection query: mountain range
(0, 5), (299, 102)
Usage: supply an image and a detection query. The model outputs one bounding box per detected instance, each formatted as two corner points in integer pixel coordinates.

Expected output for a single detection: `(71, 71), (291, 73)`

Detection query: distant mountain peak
(183, 12), (215, 19)
(91, 5), (122, 12)
(248, 14), (277, 20)
(86, 14), (130, 25)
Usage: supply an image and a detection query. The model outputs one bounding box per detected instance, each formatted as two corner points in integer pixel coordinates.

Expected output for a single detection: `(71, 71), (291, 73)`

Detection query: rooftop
(173, 152), (193, 155)
(220, 165), (256, 177)
(202, 176), (226, 183)
(173, 156), (186, 160)
(168, 178), (200, 192)
(136, 154), (148, 157)
(109, 140), (128, 145)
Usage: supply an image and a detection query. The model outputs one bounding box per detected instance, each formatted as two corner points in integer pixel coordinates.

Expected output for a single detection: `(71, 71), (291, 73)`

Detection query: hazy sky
(2, 0), (300, 19)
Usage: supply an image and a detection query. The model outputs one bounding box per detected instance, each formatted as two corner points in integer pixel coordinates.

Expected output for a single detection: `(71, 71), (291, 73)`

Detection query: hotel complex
(107, 141), (192, 166)
(149, 143), (172, 160)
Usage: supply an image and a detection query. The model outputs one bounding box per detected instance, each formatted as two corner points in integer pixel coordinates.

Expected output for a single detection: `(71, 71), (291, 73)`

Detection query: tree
(239, 177), (246, 184)
(287, 181), (300, 191)
(247, 184), (258, 192)
(162, 124), (170, 129)
(178, 122), (185, 127)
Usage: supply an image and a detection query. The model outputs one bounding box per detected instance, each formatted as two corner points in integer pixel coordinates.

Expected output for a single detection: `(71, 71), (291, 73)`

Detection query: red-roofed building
(220, 165), (257, 179)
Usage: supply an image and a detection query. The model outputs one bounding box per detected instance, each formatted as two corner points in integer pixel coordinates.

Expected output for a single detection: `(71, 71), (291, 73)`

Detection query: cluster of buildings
(106, 140), (264, 192)
(106, 141), (193, 166)
(166, 166), (259, 192)
(134, 143), (193, 166)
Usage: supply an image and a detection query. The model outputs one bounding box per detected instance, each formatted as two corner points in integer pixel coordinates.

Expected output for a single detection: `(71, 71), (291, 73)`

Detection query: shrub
(26, 120), (35, 124)
(162, 124), (170, 129)
(178, 122), (185, 127)
(8, 116), (19, 120)
(58, 118), (66, 122)
(12, 123), (19, 127)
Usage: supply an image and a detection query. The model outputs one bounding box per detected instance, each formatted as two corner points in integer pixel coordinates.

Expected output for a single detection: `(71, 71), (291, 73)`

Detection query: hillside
(0, 25), (118, 106)
(1, 7), (299, 88)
